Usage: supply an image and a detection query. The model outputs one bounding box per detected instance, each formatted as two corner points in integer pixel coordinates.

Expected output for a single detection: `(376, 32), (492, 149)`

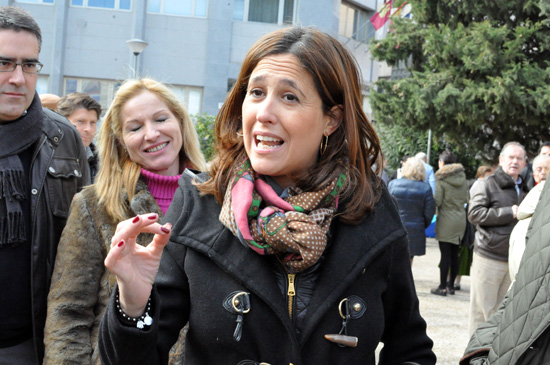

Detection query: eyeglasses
(0, 60), (43, 74)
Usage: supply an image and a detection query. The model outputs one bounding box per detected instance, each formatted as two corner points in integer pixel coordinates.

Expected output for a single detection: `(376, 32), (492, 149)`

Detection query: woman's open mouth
(256, 135), (283, 150)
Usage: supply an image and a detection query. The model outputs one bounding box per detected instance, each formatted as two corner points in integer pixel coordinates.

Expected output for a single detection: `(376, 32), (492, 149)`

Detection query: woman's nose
(144, 123), (160, 139)
(255, 97), (277, 124)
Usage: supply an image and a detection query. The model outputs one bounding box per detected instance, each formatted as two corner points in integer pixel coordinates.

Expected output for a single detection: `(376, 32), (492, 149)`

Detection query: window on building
(16, 0), (54, 4)
(148, 0), (207, 17)
(233, 0), (295, 25)
(70, 0), (131, 10)
(64, 78), (121, 115)
(64, 77), (203, 116)
(339, 2), (374, 44)
(169, 85), (203, 115)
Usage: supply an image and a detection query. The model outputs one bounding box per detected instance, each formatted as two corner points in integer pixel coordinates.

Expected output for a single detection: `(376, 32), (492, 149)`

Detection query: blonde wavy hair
(401, 157), (426, 181)
(95, 78), (206, 222)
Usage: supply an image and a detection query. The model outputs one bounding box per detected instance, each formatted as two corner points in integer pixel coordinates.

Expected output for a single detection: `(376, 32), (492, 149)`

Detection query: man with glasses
(0, 6), (89, 364)
(467, 142), (528, 335)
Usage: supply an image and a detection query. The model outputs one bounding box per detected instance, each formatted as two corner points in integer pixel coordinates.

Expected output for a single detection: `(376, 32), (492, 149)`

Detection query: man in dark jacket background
(0, 6), (89, 364)
(467, 142), (527, 335)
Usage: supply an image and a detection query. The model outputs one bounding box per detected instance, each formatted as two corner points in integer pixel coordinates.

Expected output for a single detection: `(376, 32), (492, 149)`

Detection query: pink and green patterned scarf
(220, 159), (346, 272)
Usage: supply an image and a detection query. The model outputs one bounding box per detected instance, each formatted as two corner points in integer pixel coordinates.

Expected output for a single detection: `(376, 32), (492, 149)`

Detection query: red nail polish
(117, 240), (124, 247)
(160, 227), (170, 234)
(132, 216), (140, 223)
(148, 214), (157, 220)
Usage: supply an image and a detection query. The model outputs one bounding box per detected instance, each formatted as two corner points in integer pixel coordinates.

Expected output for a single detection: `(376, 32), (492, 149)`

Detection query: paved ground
(412, 238), (471, 364)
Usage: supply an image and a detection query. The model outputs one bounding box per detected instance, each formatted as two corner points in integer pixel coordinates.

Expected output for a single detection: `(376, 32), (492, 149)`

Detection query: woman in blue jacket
(388, 157), (436, 265)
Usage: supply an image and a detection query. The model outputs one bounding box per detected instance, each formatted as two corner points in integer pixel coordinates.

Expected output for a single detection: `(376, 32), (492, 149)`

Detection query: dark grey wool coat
(99, 173), (436, 365)
(44, 179), (184, 364)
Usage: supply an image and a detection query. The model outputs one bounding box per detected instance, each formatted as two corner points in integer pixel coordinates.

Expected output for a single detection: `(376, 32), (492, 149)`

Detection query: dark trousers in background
(438, 241), (459, 288)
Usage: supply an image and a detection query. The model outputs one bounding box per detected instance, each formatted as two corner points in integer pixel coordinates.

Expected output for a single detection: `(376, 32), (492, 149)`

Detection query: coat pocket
(47, 156), (83, 218)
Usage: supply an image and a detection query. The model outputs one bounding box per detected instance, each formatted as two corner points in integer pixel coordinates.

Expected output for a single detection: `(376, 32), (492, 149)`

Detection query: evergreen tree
(370, 0), (550, 161)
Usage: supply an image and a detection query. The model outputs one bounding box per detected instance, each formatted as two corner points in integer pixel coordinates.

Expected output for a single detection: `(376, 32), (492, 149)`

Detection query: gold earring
(320, 135), (329, 155)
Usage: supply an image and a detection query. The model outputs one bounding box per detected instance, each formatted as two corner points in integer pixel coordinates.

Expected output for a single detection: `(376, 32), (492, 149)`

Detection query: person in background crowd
(533, 154), (550, 182)
(0, 7), (89, 364)
(538, 141), (550, 156)
(430, 150), (468, 296)
(454, 164), (496, 291)
(520, 142), (550, 191)
(380, 152), (390, 185)
(519, 160), (534, 191)
(39, 93), (60, 111)
(468, 142), (528, 334)
(469, 165), (495, 193)
(416, 151), (436, 195)
(98, 26), (436, 364)
(56, 92), (102, 182)
(461, 179), (550, 364)
(508, 154), (550, 283)
(389, 157), (436, 266)
(389, 154), (410, 181)
(43, 78), (206, 364)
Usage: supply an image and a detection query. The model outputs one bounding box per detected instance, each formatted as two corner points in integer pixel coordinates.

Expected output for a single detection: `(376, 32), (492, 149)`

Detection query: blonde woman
(388, 157), (436, 265)
(44, 78), (206, 364)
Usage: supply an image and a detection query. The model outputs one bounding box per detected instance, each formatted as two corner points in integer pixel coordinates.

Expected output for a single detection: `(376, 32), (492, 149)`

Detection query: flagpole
(392, 1), (408, 16)
(427, 129), (432, 163)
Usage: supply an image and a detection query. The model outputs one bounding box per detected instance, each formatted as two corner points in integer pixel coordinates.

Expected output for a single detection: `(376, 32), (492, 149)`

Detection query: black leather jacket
(29, 107), (90, 361)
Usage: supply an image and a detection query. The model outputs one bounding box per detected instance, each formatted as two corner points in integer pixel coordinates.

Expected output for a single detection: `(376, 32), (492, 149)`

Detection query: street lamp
(126, 38), (148, 78)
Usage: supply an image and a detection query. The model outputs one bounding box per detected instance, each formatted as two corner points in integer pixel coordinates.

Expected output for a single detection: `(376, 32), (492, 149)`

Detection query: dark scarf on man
(0, 94), (44, 247)
(220, 158), (346, 273)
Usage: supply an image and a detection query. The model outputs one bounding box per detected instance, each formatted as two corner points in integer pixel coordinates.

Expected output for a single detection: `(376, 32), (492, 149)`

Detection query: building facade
(4, 0), (380, 117)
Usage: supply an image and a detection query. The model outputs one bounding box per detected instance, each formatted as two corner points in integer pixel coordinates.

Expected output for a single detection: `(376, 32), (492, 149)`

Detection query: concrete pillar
(129, 0), (147, 78)
(49, 0), (68, 96)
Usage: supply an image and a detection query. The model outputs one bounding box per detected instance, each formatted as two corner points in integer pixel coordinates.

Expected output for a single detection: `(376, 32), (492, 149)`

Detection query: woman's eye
(283, 93), (298, 102)
(156, 117), (167, 123)
(249, 88), (263, 97)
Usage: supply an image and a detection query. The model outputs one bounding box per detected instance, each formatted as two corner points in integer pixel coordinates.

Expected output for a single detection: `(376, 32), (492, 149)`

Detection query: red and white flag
(370, 1), (393, 30)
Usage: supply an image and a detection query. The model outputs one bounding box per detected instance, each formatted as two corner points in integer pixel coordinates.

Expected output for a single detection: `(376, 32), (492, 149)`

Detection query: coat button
(353, 303), (362, 312)
(53, 136), (59, 143)
(74, 169), (80, 176)
(31, 188), (38, 195)
(49, 167), (56, 173)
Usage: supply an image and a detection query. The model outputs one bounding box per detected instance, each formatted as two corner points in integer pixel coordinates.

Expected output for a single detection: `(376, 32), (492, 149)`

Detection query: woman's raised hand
(105, 213), (171, 317)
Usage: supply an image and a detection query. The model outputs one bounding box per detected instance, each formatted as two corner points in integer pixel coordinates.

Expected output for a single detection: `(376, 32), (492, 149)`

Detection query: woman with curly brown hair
(98, 27), (435, 365)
